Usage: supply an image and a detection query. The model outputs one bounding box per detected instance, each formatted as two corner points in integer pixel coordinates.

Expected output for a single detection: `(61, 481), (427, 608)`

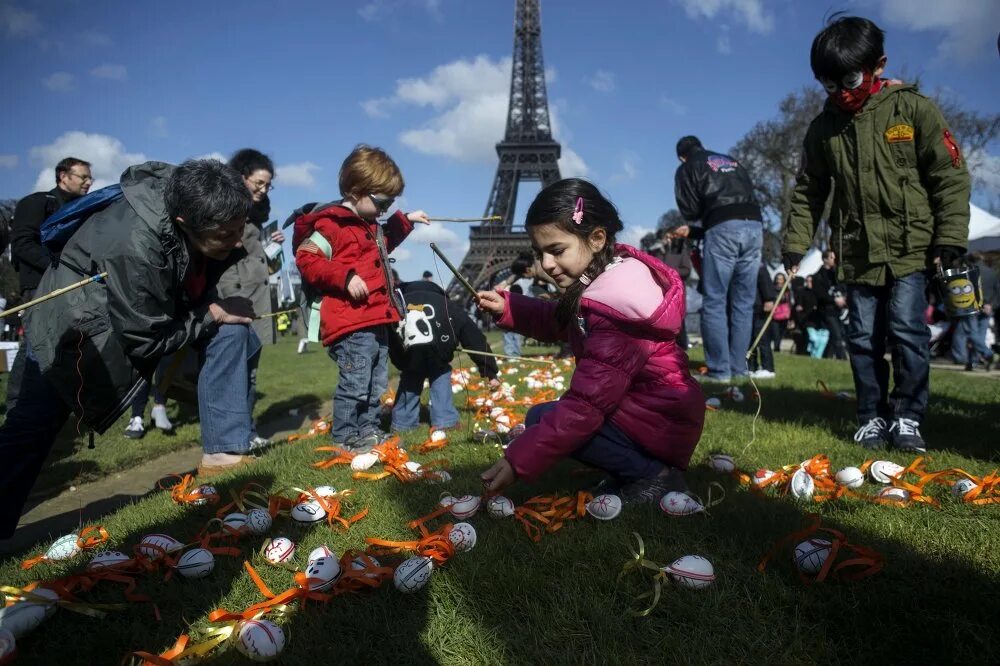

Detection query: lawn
(1, 336), (999, 664)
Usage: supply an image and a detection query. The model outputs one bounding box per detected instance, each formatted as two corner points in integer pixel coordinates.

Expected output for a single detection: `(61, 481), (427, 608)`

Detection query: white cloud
(867, 0), (1000, 61)
(90, 63), (127, 81)
(359, 0), (442, 22)
(559, 147), (589, 178)
(716, 33), (732, 54)
(672, 0), (773, 33)
(361, 98), (391, 118)
(585, 69), (616, 93)
(149, 115), (168, 138)
(276, 162), (321, 189)
(659, 95), (687, 115)
(406, 222), (469, 254)
(0, 5), (40, 38)
(80, 29), (112, 47)
(43, 72), (74, 92)
(968, 150), (1000, 198)
(620, 225), (656, 249)
(30, 131), (146, 191)
(190, 152), (227, 163)
(389, 246), (412, 261)
(611, 152), (640, 183)
(0, 154), (18, 168)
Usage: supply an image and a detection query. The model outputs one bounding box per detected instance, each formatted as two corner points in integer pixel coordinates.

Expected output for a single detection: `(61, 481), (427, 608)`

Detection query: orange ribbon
(161, 474), (218, 506)
(758, 513), (883, 583)
(365, 527), (456, 566)
(513, 492), (592, 542)
(130, 634), (191, 666)
(311, 446), (356, 469)
(242, 561), (333, 615)
(21, 524), (109, 570)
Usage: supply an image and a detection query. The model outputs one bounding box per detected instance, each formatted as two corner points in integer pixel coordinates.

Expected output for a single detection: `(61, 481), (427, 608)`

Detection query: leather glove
(933, 245), (964, 270)
(782, 252), (803, 273)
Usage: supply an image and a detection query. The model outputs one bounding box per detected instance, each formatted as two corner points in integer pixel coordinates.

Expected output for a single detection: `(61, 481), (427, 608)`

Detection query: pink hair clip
(572, 197), (584, 225)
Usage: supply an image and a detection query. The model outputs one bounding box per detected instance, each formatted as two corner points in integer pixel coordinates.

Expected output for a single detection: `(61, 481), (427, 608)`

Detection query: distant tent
(968, 203), (1000, 252)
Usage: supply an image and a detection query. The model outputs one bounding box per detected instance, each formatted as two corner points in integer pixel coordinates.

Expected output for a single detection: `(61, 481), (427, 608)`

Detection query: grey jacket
(26, 162), (219, 433)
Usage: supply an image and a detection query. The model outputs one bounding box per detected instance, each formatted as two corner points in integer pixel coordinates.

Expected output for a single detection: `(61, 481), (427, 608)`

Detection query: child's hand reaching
(481, 458), (516, 492)
(347, 274), (369, 302)
(476, 290), (505, 317)
(407, 210), (431, 225)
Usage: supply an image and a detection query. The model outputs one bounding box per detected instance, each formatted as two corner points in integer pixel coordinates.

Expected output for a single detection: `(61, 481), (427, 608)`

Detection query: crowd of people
(0, 14), (992, 540)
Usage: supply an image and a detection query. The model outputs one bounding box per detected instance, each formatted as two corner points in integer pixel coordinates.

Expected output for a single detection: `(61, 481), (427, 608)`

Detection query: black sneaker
(619, 469), (687, 504)
(124, 416), (145, 439)
(889, 418), (926, 453)
(587, 477), (622, 497)
(853, 417), (889, 450)
(345, 433), (377, 453)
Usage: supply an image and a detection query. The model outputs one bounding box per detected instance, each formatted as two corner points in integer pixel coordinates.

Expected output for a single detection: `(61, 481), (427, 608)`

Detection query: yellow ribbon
(617, 533), (669, 617)
(0, 585), (126, 619)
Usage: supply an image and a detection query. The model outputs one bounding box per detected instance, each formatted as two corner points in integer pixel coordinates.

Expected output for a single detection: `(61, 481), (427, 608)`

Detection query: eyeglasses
(369, 194), (395, 213)
(247, 179), (273, 193)
(68, 172), (93, 183)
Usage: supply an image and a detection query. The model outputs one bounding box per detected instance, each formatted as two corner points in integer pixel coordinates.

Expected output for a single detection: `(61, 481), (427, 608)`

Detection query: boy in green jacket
(782, 15), (971, 453)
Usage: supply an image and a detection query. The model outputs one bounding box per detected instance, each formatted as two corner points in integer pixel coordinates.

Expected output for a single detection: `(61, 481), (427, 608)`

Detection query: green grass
(2, 342), (999, 664)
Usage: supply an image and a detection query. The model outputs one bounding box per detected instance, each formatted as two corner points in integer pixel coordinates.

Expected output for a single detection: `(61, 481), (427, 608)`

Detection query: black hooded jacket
(674, 148), (762, 232)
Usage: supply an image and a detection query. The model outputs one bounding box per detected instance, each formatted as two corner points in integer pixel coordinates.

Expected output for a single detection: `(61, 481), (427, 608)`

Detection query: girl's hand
(476, 290), (505, 317)
(481, 458), (516, 492)
(407, 210), (430, 225)
(270, 230), (286, 243)
(347, 274), (369, 302)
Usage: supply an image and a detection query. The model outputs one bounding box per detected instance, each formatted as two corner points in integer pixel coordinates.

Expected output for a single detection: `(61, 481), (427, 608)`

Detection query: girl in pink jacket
(478, 179), (705, 502)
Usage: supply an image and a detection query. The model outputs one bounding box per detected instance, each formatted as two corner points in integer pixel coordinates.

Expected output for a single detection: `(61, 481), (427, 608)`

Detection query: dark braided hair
(524, 178), (624, 328)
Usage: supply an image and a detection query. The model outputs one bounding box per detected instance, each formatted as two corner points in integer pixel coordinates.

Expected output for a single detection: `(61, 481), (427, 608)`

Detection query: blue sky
(1, 0), (998, 281)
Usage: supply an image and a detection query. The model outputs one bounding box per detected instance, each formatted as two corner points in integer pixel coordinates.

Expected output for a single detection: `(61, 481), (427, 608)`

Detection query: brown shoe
(196, 455), (257, 480)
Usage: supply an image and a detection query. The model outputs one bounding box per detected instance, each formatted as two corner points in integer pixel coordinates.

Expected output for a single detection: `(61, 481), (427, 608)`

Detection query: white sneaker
(124, 416), (145, 439)
(750, 369), (776, 379)
(297, 339), (308, 354)
(150, 404), (173, 431)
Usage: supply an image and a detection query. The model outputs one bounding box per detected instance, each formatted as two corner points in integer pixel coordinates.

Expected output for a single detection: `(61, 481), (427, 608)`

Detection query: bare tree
(657, 209), (685, 231)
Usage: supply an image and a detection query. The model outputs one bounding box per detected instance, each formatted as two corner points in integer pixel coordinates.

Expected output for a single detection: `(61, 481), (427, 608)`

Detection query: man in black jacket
(0, 160), (253, 539)
(389, 279), (499, 431)
(6, 157), (92, 408)
(674, 135), (763, 382)
(811, 250), (847, 360)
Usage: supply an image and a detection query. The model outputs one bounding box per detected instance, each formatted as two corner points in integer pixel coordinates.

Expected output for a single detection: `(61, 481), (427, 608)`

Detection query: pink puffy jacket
(499, 244), (705, 482)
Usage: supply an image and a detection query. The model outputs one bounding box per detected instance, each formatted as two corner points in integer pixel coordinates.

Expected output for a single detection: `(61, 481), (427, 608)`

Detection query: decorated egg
(21, 587), (59, 619)
(426, 470), (452, 484)
(450, 495), (481, 519)
(290, 500), (326, 525)
(222, 512), (248, 534)
(191, 484), (218, 506)
(350, 452), (380, 471)
(307, 545), (336, 564)
(303, 556), (341, 591)
(508, 423), (526, 438)
(448, 523), (477, 553)
(793, 538), (832, 574)
(753, 469), (777, 487)
(310, 485), (337, 499)
(705, 397), (722, 409)
(877, 487), (910, 503)
(951, 478), (976, 499)
(404, 461), (423, 474)
(262, 537), (295, 564)
(868, 460), (905, 484)
(658, 492), (705, 516)
(487, 495), (515, 518)
(236, 618), (285, 662)
(137, 534), (182, 560)
(789, 468), (815, 500)
(175, 548), (215, 579)
(350, 553), (383, 579)
(834, 467), (865, 489)
(245, 508), (273, 536)
(664, 555), (715, 589)
(44, 534), (81, 561)
(394, 556), (434, 593)
(708, 454), (735, 474)
(438, 495), (457, 508)
(0, 602), (45, 639)
(586, 494), (623, 521)
(87, 550), (131, 572)
(430, 430), (447, 442)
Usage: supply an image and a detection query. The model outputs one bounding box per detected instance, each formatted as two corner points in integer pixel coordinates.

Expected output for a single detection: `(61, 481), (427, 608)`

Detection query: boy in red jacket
(296, 145), (429, 450)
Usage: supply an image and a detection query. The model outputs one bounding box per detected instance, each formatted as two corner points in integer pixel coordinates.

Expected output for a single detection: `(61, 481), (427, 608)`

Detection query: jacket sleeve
(914, 96), (971, 249)
(496, 290), (568, 342)
(674, 162), (704, 222)
(103, 252), (217, 363)
(11, 194), (53, 273)
(294, 218), (351, 293)
(504, 322), (650, 481)
(454, 309), (498, 378)
(382, 210), (415, 253)
(760, 268), (777, 302)
(784, 120), (831, 255)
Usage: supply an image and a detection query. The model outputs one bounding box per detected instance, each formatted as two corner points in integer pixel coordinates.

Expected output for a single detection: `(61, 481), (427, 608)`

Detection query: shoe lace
(893, 418), (920, 437)
(854, 417), (886, 442)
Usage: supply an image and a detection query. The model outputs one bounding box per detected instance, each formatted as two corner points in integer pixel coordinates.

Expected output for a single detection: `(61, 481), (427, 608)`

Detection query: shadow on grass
(255, 394), (324, 431)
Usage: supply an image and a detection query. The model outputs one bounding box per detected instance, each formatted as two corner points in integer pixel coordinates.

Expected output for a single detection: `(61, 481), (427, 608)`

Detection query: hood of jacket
(120, 161), (175, 230)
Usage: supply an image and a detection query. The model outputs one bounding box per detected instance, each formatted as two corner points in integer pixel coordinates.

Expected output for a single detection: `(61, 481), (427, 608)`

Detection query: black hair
(165, 159), (252, 233)
(510, 258), (531, 277)
(822, 249), (836, 261)
(640, 232), (658, 252)
(810, 14), (885, 82)
(675, 136), (703, 160)
(524, 178), (624, 328)
(228, 148), (274, 178)
(55, 157), (90, 184)
(509, 284), (524, 295)
(422, 270), (433, 279)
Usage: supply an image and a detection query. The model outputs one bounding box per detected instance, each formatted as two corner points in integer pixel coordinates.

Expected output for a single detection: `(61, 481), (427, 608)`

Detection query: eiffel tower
(449, 0), (561, 296)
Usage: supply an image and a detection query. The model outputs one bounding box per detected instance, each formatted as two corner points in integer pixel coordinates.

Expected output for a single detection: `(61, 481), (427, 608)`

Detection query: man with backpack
(6, 157), (92, 409)
(0, 159), (254, 539)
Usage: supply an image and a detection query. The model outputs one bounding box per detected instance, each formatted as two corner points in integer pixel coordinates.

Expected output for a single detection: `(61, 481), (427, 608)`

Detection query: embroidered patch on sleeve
(884, 124), (915, 143)
(942, 129), (962, 168)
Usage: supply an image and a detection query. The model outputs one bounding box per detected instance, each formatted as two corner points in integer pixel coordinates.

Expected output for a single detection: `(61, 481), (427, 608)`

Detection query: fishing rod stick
(427, 216), (503, 223)
(429, 242), (478, 298)
(0, 272), (109, 319)
(745, 267), (795, 360)
(456, 347), (556, 365)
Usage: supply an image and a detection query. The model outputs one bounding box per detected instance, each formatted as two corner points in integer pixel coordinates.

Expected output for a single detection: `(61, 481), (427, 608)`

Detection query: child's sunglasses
(368, 194), (395, 213)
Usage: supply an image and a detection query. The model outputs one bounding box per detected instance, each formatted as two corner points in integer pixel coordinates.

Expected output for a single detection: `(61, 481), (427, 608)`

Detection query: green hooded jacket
(783, 84), (971, 285)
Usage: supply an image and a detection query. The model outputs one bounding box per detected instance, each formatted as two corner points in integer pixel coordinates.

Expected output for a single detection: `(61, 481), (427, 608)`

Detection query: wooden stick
(0, 272), (109, 319)
(430, 242), (478, 298)
(745, 268), (795, 361)
(427, 216), (503, 223)
(457, 347), (556, 365)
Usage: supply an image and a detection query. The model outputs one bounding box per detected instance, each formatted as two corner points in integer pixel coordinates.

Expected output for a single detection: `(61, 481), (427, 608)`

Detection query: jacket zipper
(899, 176), (910, 254)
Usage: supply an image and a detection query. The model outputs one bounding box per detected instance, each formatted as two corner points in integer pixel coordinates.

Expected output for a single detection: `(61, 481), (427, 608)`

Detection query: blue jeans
(525, 402), (664, 483)
(846, 271), (929, 423)
(196, 324), (261, 454)
(950, 312), (990, 364)
(503, 331), (523, 357)
(0, 353), (71, 537)
(329, 325), (389, 444)
(391, 365), (459, 431)
(131, 356), (170, 418)
(699, 220), (762, 379)
(807, 327), (829, 358)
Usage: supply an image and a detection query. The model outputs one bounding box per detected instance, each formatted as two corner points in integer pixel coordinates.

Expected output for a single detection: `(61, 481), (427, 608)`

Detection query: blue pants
(391, 365), (459, 431)
(846, 271), (929, 423)
(699, 220), (762, 380)
(950, 312), (990, 364)
(329, 325), (389, 444)
(503, 331), (523, 357)
(807, 327), (829, 358)
(525, 402), (663, 483)
(0, 353), (71, 537)
(131, 356), (170, 418)
(196, 324), (261, 454)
